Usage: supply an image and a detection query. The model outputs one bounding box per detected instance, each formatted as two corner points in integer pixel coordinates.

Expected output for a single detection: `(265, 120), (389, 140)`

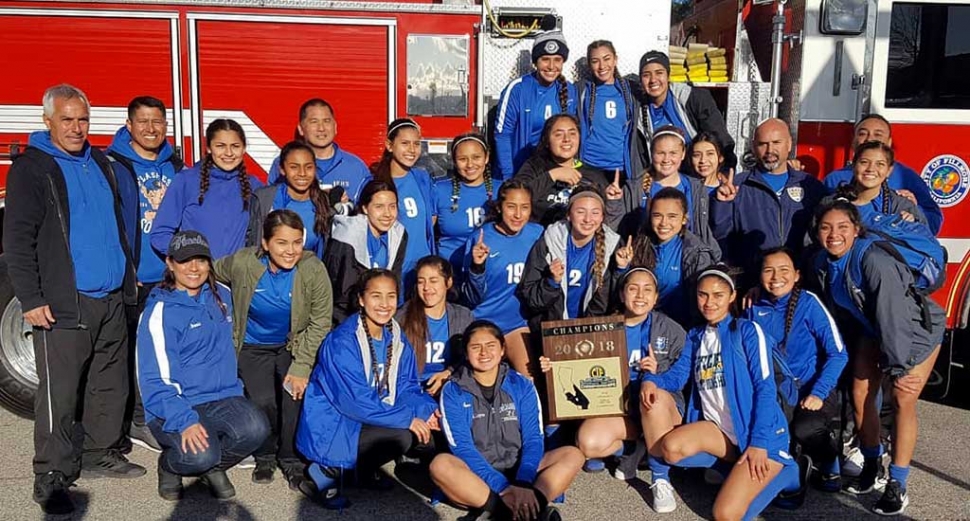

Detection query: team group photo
(0, 0), (968, 520)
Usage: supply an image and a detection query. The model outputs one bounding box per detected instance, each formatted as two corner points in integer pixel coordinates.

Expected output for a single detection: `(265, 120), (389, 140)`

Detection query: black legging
(790, 390), (841, 464)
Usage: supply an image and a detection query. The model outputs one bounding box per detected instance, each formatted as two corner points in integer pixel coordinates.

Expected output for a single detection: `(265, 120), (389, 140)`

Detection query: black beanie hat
(532, 31), (569, 63)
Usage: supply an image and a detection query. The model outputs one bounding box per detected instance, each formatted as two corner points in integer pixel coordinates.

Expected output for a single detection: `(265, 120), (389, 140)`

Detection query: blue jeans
(149, 396), (269, 476)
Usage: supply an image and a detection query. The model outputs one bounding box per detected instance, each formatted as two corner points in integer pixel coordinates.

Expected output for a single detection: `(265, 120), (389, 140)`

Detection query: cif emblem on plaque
(575, 339), (595, 358)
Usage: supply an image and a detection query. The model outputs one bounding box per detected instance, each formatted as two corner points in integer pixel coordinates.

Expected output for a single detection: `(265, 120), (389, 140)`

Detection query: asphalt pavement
(0, 400), (967, 521)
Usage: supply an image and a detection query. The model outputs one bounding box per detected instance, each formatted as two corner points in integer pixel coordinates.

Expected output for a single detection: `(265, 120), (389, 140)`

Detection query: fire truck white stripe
(940, 238), (970, 265)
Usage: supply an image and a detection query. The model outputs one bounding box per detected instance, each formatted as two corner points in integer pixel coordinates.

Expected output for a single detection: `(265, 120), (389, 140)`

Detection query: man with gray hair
(3, 83), (145, 515)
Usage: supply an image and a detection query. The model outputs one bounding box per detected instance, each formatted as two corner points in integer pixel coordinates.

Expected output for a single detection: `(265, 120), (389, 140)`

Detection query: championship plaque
(541, 315), (628, 423)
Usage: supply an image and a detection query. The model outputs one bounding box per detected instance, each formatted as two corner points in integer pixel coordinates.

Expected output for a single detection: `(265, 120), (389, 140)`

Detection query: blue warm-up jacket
(137, 283), (243, 434)
(746, 290), (848, 401)
(651, 318), (793, 459)
(493, 73), (578, 179)
(296, 314), (437, 469)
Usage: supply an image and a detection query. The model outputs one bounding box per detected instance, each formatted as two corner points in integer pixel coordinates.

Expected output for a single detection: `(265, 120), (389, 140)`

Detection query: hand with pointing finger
(549, 258), (565, 284)
(605, 168), (624, 201)
(614, 236), (634, 269)
(639, 344), (658, 374)
(716, 168), (738, 202)
(471, 229), (490, 272)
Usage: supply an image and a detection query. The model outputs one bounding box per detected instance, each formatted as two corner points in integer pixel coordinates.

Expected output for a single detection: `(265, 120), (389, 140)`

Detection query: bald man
(711, 119), (825, 281)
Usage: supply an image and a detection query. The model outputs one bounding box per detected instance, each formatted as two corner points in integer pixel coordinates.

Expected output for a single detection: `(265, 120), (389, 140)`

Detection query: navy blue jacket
(711, 167), (825, 273)
(439, 363), (544, 493)
(137, 283), (243, 433)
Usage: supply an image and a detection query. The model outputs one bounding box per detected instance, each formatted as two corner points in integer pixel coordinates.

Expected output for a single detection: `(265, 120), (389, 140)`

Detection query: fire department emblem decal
(544, 41), (559, 54)
(786, 186), (804, 202)
(922, 154), (970, 208)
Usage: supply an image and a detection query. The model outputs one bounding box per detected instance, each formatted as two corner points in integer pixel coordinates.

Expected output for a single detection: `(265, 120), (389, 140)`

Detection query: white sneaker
(843, 447), (864, 477)
(235, 456), (256, 470)
(650, 479), (677, 513)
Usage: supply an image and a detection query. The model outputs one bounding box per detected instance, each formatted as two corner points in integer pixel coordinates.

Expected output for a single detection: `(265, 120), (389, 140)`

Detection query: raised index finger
(626, 235), (633, 249)
(478, 228), (485, 245)
(613, 168), (621, 186)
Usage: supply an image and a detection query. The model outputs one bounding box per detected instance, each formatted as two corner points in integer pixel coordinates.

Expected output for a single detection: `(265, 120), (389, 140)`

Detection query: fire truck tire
(0, 255), (37, 419)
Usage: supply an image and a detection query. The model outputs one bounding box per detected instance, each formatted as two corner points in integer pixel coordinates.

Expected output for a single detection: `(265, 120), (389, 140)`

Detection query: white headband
(652, 129), (686, 144)
(698, 269), (735, 292)
(388, 120), (420, 136)
(452, 135), (488, 154)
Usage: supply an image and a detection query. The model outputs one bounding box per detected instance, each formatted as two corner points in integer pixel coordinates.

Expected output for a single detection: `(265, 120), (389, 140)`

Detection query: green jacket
(213, 247), (333, 378)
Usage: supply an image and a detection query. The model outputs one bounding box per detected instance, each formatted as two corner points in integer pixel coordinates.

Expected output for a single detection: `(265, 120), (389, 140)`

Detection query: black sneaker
(873, 480), (909, 516)
(772, 454), (812, 509)
(81, 450), (147, 479)
(200, 469), (236, 500)
(812, 470), (842, 493)
(357, 470), (394, 491)
(844, 457), (879, 495)
(281, 465), (307, 492)
(33, 471), (74, 515)
(252, 460), (276, 484)
(157, 461), (183, 501)
(538, 505), (563, 521)
(129, 423), (162, 453)
(298, 477), (350, 510)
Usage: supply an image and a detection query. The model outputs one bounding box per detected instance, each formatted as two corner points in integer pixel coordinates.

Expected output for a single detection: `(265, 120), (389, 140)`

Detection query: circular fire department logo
(544, 41), (560, 54)
(922, 154), (970, 208)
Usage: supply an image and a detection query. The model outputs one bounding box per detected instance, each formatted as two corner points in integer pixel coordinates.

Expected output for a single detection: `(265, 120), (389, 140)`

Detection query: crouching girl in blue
(746, 247), (847, 492)
(137, 231), (269, 501)
(651, 267), (800, 521)
(296, 269), (437, 509)
(431, 321), (584, 520)
(812, 200), (943, 516)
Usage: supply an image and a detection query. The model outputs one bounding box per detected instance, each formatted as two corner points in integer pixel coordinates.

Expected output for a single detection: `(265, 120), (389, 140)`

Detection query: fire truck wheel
(0, 255), (37, 419)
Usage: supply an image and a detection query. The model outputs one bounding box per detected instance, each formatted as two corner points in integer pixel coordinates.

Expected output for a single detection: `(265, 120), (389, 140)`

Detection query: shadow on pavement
(45, 490), (90, 521)
(166, 480), (258, 521)
(293, 466), (441, 521)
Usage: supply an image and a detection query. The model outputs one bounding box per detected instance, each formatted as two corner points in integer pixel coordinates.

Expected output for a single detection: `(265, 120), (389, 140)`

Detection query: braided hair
(584, 40), (630, 131)
(199, 118), (251, 211)
(850, 140), (896, 214)
(569, 186), (607, 290)
(557, 75), (569, 114)
(450, 133), (494, 213)
(357, 268), (400, 396)
(760, 246), (801, 355)
(278, 140), (334, 237)
(373, 118), (420, 185)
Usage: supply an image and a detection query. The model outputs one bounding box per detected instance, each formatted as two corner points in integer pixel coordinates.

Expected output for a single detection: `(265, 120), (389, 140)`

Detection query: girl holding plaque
(536, 268), (688, 514)
(432, 320), (584, 520)
(645, 266), (805, 520)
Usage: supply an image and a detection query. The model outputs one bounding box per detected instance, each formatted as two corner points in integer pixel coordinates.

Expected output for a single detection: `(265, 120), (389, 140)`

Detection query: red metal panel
(0, 13), (174, 186)
(195, 20), (389, 175)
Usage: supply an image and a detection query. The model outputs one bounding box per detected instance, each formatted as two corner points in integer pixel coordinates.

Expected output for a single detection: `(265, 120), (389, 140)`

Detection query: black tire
(0, 254), (37, 418)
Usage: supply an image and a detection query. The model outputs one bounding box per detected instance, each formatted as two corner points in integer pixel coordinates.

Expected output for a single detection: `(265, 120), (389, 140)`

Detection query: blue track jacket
(746, 290), (848, 401)
(137, 283), (242, 434)
(439, 363), (544, 493)
(493, 73), (578, 179)
(652, 318), (792, 459)
(296, 315), (437, 469)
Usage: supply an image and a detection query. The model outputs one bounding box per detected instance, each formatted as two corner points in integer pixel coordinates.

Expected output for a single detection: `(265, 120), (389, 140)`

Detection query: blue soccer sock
(744, 462), (800, 521)
(860, 445), (883, 459)
(888, 464), (910, 490)
(670, 451), (717, 469)
(308, 463), (337, 492)
(821, 456), (841, 476)
(648, 456), (670, 482)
